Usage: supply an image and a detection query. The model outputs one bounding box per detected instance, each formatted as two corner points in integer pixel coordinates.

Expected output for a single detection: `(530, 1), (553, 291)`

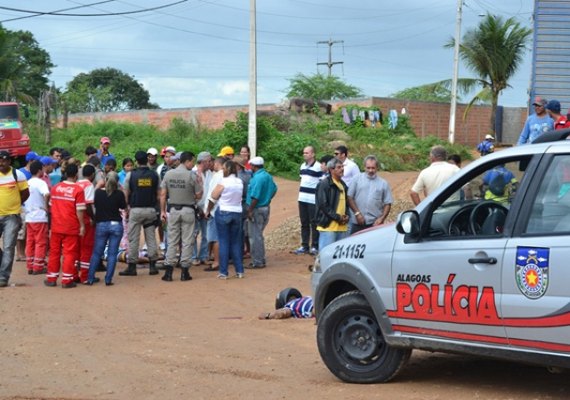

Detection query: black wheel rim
(332, 309), (387, 373)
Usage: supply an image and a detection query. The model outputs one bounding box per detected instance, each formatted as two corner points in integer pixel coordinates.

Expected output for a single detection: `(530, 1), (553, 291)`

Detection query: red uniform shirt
(555, 115), (570, 130)
(76, 179), (95, 225)
(50, 181), (86, 234)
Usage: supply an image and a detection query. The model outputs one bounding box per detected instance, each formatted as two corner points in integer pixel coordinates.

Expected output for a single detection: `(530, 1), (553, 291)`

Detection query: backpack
(489, 170), (507, 196)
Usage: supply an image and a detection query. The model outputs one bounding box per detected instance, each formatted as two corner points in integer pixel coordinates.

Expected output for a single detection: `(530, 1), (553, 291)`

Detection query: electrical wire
(0, 0), (188, 19)
(0, 0), (116, 22)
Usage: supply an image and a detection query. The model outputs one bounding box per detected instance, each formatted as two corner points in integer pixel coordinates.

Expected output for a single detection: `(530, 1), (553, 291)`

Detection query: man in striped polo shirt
(293, 146), (322, 255)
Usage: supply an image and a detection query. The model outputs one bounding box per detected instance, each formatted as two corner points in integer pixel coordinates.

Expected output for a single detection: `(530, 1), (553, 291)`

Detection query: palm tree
(445, 14), (532, 134)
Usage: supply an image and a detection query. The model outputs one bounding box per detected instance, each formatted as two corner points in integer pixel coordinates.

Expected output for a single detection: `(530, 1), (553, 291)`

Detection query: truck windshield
(0, 104), (18, 120)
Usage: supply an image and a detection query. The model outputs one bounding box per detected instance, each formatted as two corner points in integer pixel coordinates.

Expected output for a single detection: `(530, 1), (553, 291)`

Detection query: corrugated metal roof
(531, 0), (570, 111)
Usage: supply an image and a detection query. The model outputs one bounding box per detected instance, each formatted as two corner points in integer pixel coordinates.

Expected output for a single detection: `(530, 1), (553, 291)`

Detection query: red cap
(100, 136), (111, 144)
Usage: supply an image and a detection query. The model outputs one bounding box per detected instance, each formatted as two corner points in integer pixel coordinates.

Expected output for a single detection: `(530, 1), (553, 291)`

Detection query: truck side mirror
(23, 105), (30, 119)
(396, 210), (420, 238)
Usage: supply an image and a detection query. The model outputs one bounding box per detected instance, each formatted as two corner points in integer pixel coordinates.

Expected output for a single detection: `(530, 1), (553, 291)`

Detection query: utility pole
(448, 0), (463, 144)
(248, 0), (257, 157)
(317, 38), (344, 77)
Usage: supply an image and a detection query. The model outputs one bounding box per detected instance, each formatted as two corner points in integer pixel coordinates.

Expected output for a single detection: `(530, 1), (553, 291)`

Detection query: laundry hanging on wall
(340, 107), (383, 127)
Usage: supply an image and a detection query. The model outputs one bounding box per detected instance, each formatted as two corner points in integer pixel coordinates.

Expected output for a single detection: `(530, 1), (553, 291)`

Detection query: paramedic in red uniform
(76, 164), (96, 283)
(45, 163), (86, 288)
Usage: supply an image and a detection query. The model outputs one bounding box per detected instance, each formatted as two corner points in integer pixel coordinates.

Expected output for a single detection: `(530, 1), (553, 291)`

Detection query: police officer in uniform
(160, 151), (203, 281)
(120, 151), (161, 276)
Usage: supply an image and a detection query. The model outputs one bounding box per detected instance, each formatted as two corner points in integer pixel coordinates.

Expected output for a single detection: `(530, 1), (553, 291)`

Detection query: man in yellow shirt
(0, 150), (30, 287)
(315, 158), (350, 252)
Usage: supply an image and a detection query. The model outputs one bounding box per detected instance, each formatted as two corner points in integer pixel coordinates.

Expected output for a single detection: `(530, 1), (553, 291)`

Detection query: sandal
(203, 265), (219, 272)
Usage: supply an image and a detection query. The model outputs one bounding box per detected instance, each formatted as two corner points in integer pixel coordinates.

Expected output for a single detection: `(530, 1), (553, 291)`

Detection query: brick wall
(333, 97), (528, 146)
(62, 97), (528, 146)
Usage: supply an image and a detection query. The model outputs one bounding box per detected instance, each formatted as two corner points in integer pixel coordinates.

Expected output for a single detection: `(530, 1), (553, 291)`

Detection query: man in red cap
(97, 136), (115, 166)
(157, 146), (176, 181)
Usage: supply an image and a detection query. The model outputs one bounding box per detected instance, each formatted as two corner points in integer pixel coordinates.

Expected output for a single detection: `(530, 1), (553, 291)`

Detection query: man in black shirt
(120, 151), (160, 277)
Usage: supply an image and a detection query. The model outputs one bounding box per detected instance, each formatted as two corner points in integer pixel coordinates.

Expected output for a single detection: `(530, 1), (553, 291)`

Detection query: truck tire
(317, 291), (411, 383)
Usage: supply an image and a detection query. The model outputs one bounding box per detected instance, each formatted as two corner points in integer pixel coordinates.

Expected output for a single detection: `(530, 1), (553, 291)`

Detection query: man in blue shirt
(482, 164), (516, 203)
(476, 135), (495, 156)
(245, 157), (277, 269)
(517, 97), (554, 145)
(97, 136), (115, 167)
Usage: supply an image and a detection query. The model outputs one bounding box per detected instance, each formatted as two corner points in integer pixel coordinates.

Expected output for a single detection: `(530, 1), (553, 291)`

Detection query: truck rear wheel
(317, 291), (411, 383)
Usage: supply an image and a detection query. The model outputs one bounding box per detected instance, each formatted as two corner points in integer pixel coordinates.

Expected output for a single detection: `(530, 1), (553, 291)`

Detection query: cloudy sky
(1, 0), (534, 109)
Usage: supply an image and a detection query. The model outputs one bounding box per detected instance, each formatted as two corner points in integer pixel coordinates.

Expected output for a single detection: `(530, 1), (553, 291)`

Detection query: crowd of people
(0, 138), (282, 287)
(3, 96), (567, 289)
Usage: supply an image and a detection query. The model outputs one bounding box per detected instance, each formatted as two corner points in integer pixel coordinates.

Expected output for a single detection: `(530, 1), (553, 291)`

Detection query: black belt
(169, 204), (196, 211)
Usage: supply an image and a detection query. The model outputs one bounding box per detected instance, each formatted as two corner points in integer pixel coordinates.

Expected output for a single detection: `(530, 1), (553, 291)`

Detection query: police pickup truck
(312, 129), (570, 383)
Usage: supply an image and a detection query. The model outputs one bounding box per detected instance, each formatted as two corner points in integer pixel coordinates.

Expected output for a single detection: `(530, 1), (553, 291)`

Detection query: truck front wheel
(317, 291), (411, 383)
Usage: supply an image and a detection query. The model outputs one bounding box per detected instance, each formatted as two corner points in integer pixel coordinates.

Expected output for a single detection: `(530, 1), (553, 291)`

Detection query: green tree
(391, 83), (455, 103)
(445, 14), (532, 134)
(285, 73), (362, 101)
(0, 26), (53, 102)
(64, 67), (159, 113)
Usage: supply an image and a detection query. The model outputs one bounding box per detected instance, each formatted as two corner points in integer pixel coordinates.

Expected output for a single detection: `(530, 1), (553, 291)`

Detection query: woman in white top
(206, 160), (244, 279)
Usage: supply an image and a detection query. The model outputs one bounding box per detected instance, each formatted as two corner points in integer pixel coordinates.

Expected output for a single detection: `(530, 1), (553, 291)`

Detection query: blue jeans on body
(191, 216), (208, 262)
(0, 214), (22, 283)
(318, 230), (349, 254)
(88, 221), (124, 284)
(215, 209), (244, 276)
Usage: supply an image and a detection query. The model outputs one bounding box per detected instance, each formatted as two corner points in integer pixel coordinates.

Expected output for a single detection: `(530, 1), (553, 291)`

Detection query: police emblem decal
(515, 247), (549, 299)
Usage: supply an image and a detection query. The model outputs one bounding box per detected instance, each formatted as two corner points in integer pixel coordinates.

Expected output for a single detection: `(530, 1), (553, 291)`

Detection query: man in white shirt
(23, 160), (50, 275)
(410, 145), (460, 206)
(334, 145), (359, 188)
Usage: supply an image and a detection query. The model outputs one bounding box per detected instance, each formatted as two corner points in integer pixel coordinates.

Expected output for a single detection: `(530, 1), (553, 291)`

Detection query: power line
(0, 1), (116, 22)
(0, 0), (187, 20)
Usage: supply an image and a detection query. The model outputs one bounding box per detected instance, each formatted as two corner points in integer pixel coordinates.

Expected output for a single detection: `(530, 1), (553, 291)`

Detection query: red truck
(0, 102), (31, 166)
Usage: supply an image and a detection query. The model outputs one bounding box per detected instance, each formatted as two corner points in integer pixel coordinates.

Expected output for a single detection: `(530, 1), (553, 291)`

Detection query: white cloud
(217, 81), (249, 97)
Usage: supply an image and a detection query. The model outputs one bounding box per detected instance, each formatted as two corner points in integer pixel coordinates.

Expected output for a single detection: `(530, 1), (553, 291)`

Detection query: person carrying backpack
(477, 135), (495, 157)
(482, 164), (516, 203)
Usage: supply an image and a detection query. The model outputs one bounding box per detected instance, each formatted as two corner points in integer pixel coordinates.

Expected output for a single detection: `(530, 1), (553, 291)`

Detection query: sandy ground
(1, 172), (569, 400)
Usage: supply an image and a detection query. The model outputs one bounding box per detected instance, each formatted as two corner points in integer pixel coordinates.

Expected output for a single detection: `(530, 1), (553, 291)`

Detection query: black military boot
(181, 267), (192, 281)
(149, 260), (159, 275)
(119, 263), (137, 276)
(161, 265), (173, 282)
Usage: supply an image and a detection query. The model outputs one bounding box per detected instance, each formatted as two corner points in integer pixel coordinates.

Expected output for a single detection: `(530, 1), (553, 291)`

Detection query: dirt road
(1, 173), (568, 400)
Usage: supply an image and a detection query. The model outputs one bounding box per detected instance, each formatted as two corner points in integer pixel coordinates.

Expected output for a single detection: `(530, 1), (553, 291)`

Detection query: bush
(27, 111), (472, 177)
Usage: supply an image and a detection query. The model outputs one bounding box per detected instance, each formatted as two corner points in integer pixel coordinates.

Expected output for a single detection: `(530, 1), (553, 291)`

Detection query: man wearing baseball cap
(545, 99), (570, 130)
(245, 156), (277, 269)
(476, 134), (495, 157)
(0, 150), (30, 287)
(97, 136), (115, 166)
(157, 146), (176, 181)
(218, 146), (234, 159)
(18, 151), (40, 180)
(147, 147), (159, 171)
(517, 96), (554, 145)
